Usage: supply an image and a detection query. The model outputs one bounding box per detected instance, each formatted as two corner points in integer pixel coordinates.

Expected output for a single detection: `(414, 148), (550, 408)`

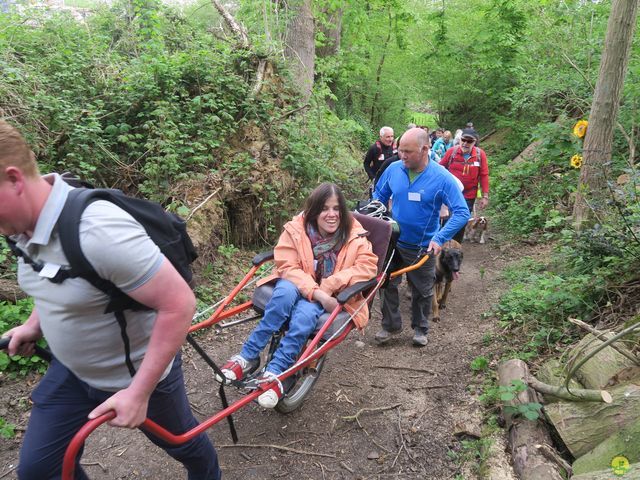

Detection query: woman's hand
(313, 289), (338, 313)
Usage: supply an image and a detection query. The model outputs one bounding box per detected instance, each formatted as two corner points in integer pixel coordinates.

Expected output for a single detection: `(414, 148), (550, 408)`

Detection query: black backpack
(8, 181), (198, 315)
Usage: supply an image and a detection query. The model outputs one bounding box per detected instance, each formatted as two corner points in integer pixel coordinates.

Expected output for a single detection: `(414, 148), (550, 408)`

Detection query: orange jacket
(258, 214), (378, 329)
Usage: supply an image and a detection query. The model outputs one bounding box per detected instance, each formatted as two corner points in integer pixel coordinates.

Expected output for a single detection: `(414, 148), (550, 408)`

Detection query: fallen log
(497, 359), (565, 480)
(569, 318), (640, 366)
(567, 333), (637, 389)
(570, 463), (639, 479)
(534, 359), (583, 403)
(544, 383), (640, 458)
(527, 376), (612, 403)
(572, 420), (640, 475)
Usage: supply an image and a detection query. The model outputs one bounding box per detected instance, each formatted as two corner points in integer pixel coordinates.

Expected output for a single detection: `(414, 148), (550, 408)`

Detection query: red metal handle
(62, 411), (116, 480)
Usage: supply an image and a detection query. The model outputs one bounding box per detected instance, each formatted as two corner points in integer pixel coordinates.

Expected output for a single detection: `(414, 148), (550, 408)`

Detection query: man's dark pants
(18, 354), (221, 480)
(380, 245), (436, 335)
(451, 198), (475, 243)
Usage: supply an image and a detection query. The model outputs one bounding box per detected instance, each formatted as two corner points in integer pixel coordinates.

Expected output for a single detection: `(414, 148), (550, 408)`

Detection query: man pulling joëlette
(0, 119), (220, 480)
(372, 128), (469, 347)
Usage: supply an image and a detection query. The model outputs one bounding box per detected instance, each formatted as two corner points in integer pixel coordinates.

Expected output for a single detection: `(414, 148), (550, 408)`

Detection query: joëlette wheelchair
(1, 210), (431, 480)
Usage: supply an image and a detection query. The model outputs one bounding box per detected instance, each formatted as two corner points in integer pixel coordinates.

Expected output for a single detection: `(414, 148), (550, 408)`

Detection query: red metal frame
(61, 254), (425, 480)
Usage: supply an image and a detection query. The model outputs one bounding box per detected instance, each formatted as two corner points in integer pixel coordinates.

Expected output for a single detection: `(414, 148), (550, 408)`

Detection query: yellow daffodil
(573, 120), (588, 138)
(570, 154), (583, 169)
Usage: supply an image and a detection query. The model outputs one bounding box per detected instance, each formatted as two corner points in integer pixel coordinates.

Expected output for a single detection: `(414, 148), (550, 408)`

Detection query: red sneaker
(256, 372), (284, 408)
(215, 355), (259, 383)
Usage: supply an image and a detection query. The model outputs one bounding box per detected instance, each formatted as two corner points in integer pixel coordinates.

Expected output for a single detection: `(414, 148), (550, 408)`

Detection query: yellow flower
(570, 154), (583, 169)
(573, 120), (588, 138)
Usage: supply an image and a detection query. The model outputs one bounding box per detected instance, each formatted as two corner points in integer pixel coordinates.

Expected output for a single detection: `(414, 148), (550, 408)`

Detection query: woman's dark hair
(304, 182), (353, 245)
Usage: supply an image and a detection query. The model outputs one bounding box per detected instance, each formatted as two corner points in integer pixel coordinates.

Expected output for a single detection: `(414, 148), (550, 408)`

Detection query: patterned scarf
(306, 224), (342, 282)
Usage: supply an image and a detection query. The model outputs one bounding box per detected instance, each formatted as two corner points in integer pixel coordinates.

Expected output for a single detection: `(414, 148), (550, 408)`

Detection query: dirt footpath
(0, 242), (514, 479)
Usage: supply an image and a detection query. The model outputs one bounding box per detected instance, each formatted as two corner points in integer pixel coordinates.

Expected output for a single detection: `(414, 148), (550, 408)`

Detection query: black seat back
(352, 212), (393, 274)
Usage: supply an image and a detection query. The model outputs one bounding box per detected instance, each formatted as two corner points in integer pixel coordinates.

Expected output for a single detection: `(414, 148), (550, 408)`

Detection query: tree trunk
(573, 0), (639, 229)
(568, 333), (639, 389)
(369, 8), (393, 126)
(316, 7), (342, 58)
(210, 0), (250, 49)
(284, 0), (315, 102)
(544, 383), (640, 458)
(316, 7), (343, 110)
(497, 359), (566, 480)
(571, 464), (640, 480)
(535, 358), (584, 403)
(527, 376), (612, 403)
(572, 420), (640, 475)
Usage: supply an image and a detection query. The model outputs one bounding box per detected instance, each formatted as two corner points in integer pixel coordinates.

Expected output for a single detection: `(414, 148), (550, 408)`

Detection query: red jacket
(258, 215), (378, 329)
(440, 146), (489, 200)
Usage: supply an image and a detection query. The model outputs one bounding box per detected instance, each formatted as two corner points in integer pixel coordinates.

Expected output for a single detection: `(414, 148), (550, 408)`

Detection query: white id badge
(473, 161), (480, 167)
(378, 154), (385, 161)
(39, 262), (62, 279)
(408, 192), (421, 202)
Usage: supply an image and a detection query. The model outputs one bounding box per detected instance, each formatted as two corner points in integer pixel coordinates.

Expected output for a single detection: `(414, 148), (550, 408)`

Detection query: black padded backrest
(352, 212), (392, 274)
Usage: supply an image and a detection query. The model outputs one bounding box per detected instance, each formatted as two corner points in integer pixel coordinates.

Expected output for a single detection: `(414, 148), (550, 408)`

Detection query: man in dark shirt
(363, 126), (397, 180)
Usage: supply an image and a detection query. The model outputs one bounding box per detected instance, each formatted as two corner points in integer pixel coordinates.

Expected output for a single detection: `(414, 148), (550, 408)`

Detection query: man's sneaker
(412, 330), (428, 347)
(374, 329), (400, 344)
(256, 372), (284, 409)
(215, 355), (259, 383)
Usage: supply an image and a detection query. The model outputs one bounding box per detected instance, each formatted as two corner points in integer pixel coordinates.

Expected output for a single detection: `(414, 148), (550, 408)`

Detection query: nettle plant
(500, 380), (543, 421)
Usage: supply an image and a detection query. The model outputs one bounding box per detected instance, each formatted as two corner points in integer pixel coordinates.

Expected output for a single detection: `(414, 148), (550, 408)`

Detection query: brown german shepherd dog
(432, 239), (463, 321)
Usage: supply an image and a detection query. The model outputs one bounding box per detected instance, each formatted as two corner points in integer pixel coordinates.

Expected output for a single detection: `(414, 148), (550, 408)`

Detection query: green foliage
(447, 437), (493, 477)
(481, 379), (542, 421)
(0, 299), (48, 376)
(470, 356), (489, 372)
(0, 418), (16, 439)
(494, 257), (598, 358)
(491, 118), (582, 237)
(217, 244), (240, 260)
(500, 380), (542, 421)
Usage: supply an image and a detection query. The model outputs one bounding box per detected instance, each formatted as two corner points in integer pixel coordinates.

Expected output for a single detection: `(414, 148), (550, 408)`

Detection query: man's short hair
(0, 120), (39, 178)
(380, 126), (394, 136)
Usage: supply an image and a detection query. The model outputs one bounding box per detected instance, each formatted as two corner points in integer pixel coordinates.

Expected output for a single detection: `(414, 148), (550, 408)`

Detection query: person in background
(217, 183), (378, 408)
(440, 128), (490, 242)
(373, 131), (440, 188)
(452, 129), (463, 146)
(432, 130), (453, 158)
(0, 119), (221, 480)
(429, 127), (443, 147)
(372, 128), (469, 347)
(364, 126), (397, 181)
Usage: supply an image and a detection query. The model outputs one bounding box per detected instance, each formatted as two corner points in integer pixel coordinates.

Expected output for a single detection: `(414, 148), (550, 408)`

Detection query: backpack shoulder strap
(446, 147), (461, 169)
(375, 140), (382, 156)
(57, 188), (147, 313)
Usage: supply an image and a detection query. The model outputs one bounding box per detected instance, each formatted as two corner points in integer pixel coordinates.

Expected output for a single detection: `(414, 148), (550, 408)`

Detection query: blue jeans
(18, 355), (221, 480)
(241, 279), (324, 375)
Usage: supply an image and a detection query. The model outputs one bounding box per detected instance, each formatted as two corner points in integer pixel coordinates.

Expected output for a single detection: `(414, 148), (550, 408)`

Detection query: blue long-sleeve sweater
(373, 159), (470, 248)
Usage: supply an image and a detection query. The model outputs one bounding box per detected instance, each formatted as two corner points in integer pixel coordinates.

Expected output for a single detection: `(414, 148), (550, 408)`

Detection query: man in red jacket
(439, 128), (489, 242)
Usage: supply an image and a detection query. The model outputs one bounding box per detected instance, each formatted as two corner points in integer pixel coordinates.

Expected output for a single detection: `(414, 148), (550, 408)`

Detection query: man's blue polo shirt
(373, 159), (469, 248)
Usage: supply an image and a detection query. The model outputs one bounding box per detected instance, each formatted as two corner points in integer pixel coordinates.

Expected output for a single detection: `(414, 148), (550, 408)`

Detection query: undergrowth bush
(494, 257), (601, 359)
(0, 2), (363, 206)
(0, 298), (49, 376)
(491, 118), (581, 237)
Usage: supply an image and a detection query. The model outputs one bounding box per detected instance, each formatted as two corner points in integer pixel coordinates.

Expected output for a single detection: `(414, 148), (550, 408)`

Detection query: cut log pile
(498, 321), (640, 479)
